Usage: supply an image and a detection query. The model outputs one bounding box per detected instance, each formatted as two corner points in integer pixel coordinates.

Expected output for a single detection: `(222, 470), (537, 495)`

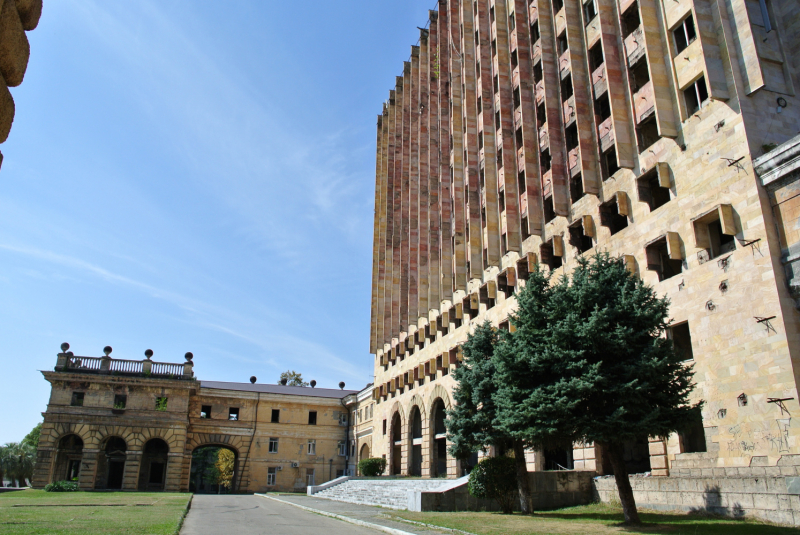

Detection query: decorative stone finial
(184, 352), (193, 362)
(280, 378), (288, 385)
(103, 346), (112, 356)
(250, 376), (257, 384)
(60, 342), (70, 353)
(339, 381), (345, 390)
(310, 380), (316, 388)
(144, 349), (153, 359)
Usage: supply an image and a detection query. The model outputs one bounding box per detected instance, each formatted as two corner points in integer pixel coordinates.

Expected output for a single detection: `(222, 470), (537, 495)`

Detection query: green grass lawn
(389, 502), (800, 534)
(0, 490), (191, 535)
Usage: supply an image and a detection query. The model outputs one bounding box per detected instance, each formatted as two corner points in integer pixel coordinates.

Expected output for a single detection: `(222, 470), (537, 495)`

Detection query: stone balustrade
(53, 343), (193, 379)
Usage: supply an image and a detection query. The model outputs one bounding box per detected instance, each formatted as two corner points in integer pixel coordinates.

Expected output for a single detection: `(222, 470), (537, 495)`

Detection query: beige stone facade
(368, 0), (800, 478)
(33, 345), (371, 493)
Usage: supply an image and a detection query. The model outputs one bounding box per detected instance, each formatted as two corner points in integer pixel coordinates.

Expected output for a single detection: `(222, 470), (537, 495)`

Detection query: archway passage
(431, 399), (448, 477)
(53, 434), (83, 483)
(409, 407), (422, 476)
(190, 445), (238, 494)
(359, 443), (370, 466)
(391, 412), (402, 475)
(138, 439), (169, 491)
(96, 437), (127, 489)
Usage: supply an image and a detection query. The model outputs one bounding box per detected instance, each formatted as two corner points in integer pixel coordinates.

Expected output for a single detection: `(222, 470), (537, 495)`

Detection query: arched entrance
(190, 445), (238, 494)
(390, 412), (402, 475)
(138, 439), (169, 491)
(359, 443), (370, 463)
(95, 437), (126, 489)
(53, 434), (83, 483)
(431, 399), (448, 477)
(409, 407), (423, 476)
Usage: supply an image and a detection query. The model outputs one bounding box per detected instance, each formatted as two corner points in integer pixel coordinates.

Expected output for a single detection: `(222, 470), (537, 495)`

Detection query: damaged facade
(32, 345), (374, 493)
(368, 0), (800, 480)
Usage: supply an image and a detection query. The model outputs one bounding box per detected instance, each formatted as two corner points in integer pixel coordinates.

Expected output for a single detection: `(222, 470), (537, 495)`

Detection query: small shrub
(468, 456), (518, 514)
(358, 457), (387, 477)
(44, 480), (80, 492)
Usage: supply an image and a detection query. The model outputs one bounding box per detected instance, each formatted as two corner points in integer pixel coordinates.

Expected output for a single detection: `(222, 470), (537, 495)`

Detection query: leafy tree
(467, 456), (518, 513)
(357, 457), (386, 477)
(547, 253), (701, 524)
(23, 423), (41, 449)
(279, 370), (309, 387)
(216, 448), (235, 491)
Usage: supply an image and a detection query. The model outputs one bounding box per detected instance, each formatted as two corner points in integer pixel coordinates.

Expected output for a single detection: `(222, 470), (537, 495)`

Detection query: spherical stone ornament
(250, 376), (257, 384)
(184, 352), (193, 362)
(103, 346), (112, 356)
(144, 349), (154, 359)
(60, 342), (70, 353)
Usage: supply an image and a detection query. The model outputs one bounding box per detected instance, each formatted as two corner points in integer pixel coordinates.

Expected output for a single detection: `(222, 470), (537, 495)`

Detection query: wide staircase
(312, 477), (452, 509)
(669, 452), (718, 476)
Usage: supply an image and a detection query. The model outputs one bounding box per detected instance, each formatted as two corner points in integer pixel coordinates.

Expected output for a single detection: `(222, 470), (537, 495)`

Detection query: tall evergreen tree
(552, 253), (701, 524)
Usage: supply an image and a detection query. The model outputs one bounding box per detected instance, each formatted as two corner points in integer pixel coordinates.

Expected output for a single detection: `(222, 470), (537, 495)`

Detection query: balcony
(535, 80), (545, 104)
(568, 147), (580, 174)
(597, 116), (615, 152)
(592, 64), (607, 97)
(633, 80), (655, 124)
(559, 50), (571, 77)
(624, 27), (645, 66)
(54, 344), (194, 379)
(563, 96), (576, 125)
(542, 170), (552, 197)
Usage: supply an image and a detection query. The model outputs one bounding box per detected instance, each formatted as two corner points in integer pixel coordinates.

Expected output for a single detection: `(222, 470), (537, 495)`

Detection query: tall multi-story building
(369, 0), (800, 479)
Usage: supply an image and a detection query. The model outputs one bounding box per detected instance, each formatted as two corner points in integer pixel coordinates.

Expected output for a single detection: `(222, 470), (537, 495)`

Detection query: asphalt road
(181, 494), (386, 535)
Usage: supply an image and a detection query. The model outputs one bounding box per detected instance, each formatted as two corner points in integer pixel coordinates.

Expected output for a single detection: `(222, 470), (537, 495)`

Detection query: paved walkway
(181, 494), (392, 535)
(258, 493), (451, 535)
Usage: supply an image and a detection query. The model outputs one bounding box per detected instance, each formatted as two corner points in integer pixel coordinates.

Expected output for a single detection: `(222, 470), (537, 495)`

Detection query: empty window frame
(307, 440), (316, 455)
(684, 76), (709, 115)
(620, 2), (640, 38)
(645, 234), (683, 281)
(565, 124), (579, 151)
(271, 409), (280, 423)
(583, 0), (597, 23)
(568, 218), (594, 254)
(308, 411), (317, 425)
(540, 236), (564, 270)
(383, 419), (387, 435)
(536, 102), (546, 128)
(601, 147), (620, 179)
(200, 405), (211, 419)
(113, 394), (127, 410)
(306, 468), (315, 486)
(268, 437), (279, 453)
(267, 467), (277, 486)
(588, 42), (604, 73)
(599, 195), (629, 235)
(637, 164), (672, 211)
(553, 0), (564, 12)
(543, 194), (556, 224)
(678, 411), (707, 453)
(667, 321), (694, 361)
(692, 205), (736, 260)
(540, 149), (552, 173)
(561, 74), (574, 100)
(338, 441), (347, 456)
(533, 61), (543, 84)
(673, 14), (697, 54)
(557, 32), (569, 56)
(228, 407), (239, 421)
(71, 392), (85, 407)
(530, 20), (540, 43)
(595, 94), (611, 122)
(636, 115), (659, 151)
(629, 57), (650, 93)
(570, 173), (585, 204)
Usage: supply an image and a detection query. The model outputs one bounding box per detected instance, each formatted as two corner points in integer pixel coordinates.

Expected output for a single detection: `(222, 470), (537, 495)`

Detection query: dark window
(518, 170), (526, 193)
(383, 419), (387, 435)
(543, 194), (556, 224)
(533, 61), (543, 83)
(561, 74), (573, 100)
(645, 237), (682, 281)
(620, 2), (640, 38)
(637, 169), (672, 211)
(599, 198), (628, 235)
(530, 21), (540, 44)
(570, 173), (584, 204)
(113, 394), (127, 410)
(513, 86), (521, 108)
(601, 147), (619, 179)
(540, 149), (552, 173)
(540, 239), (563, 270)
(521, 215), (530, 240)
(707, 219), (736, 259)
(678, 410), (706, 453)
(508, 12), (515, 31)
(228, 407), (239, 421)
(271, 409), (280, 423)
(493, 74), (499, 94)
(553, 0), (564, 12)
(667, 322), (694, 361)
(557, 32), (569, 55)
(595, 94), (611, 122)
(200, 405), (211, 419)
(511, 49), (518, 69)
(583, 0), (597, 23)
(629, 57), (650, 92)
(636, 115), (659, 150)
(308, 411), (317, 425)
(536, 102), (546, 128)
(568, 221), (593, 254)
(515, 127), (523, 147)
(588, 42), (604, 72)
(684, 76), (709, 115)
(149, 462), (165, 484)
(269, 437), (279, 453)
(71, 392), (84, 407)
(565, 124), (579, 151)
(673, 14), (696, 54)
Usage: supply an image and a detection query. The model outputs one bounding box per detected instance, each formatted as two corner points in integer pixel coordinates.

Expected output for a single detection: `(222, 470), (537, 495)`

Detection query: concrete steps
(671, 452), (718, 470)
(312, 478), (450, 509)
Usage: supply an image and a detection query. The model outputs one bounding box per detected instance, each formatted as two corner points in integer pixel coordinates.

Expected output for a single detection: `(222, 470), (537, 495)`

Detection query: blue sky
(1, 0), (434, 443)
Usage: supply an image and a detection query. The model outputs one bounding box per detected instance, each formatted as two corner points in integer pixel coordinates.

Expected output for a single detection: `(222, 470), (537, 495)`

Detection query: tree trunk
(512, 439), (533, 514)
(603, 441), (641, 525)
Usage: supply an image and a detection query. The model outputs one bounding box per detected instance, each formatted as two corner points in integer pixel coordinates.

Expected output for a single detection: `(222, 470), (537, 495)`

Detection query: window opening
(561, 74), (573, 100)
(540, 149), (552, 173)
(200, 405), (211, 419)
(267, 467), (277, 486)
(595, 93), (611, 122)
(636, 115), (659, 151)
(113, 394), (127, 410)
(673, 14), (696, 54)
(600, 198), (628, 235)
(557, 32), (569, 55)
(684, 76), (709, 115)
(533, 61), (543, 83)
(536, 102), (546, 128)
(678, 410), (706, 453)
(269, 437), (279, 453)
(228, 407), (239, 421)
(513, 86), (521, 108)
(637, 167), (671, 211)
(667, 321), (694, 361)
(155, 397), (168, 411)
(601, 147), (619, 179)
(620, 3), (640, 38)
(530, 21), (540, 43)
(629, 57), (650, 92)
(570, 173), (584, 204)
(693, 206), (736, 261)
(493, 74), (499, 94)
(540, 238), (563, 270)
(511, 49), (518, 69)
(308, 411), (317, 425)
(583, 0), (597, 23)
(553, 0), (564, 12)
(645, 236), (682, 281)
(515, 127), (523, 148)
(565, 124), (579, 151)
(383, 419), (387, 435)
(588, 42), (603, 72)
(307, 440), (316, 455)
(271, 409), (280, 423)
(518, 170), (526, 193)
(71, 392), (84, 407)
(508, 13), (515, 31)
(568, 220), (593, 254)
(338, 441), (347, 456)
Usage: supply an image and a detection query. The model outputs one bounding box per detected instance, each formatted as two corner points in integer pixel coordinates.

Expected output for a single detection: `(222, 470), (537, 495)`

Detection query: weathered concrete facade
(369, 0), (800, 480)
(33, 344), (372, 493)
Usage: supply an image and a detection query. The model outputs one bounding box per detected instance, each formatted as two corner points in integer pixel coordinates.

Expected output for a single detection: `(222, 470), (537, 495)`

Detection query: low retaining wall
(409, 471), (595, 512)
(594, 473), (800, 526)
